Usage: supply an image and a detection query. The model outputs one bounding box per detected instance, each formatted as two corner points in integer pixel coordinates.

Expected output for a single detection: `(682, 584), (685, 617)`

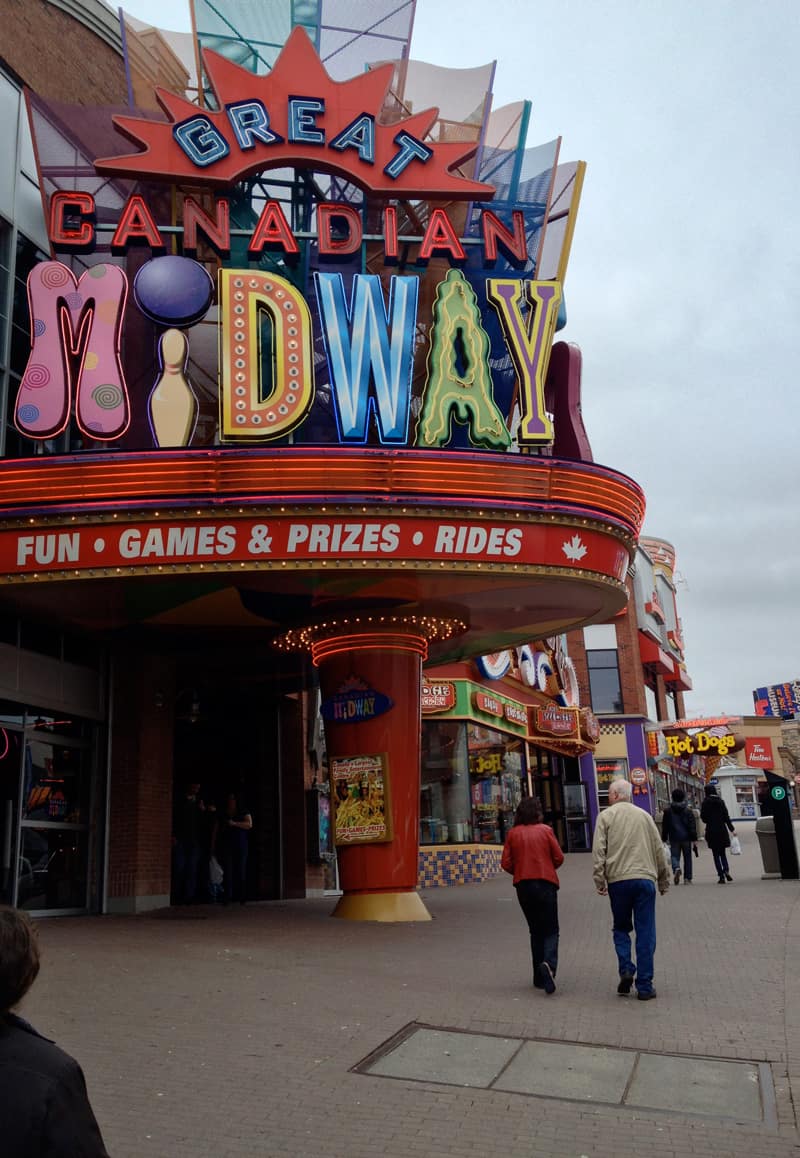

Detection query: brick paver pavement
(21, 824), (800, 1158)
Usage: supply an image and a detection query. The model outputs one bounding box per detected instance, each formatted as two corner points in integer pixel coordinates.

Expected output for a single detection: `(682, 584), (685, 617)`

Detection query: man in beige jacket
(592, 778), (670, 1000)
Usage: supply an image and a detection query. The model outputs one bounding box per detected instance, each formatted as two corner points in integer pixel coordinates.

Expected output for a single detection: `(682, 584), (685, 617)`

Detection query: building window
(587, 649), (623, 714)
(420, 720), (525, 844)
(644, 681), (659, 723)
(420, 720), (470, 843)
(596, 757), (628, 809)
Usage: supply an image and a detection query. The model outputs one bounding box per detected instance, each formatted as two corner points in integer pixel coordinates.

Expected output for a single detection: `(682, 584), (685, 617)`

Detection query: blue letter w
(313, 273), (419, 442)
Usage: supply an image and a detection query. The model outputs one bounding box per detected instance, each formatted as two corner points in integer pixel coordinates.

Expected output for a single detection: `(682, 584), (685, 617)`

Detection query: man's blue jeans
(607, 879), (657, 994)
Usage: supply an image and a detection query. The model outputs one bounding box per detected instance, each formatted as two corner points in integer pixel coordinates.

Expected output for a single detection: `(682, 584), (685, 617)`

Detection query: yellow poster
(331, 754), (392, 845)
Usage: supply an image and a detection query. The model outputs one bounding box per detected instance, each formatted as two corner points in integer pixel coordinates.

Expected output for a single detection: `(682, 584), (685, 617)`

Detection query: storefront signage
(17, 261), (560, 452)
(630, 767), (647, 786)
(753, 681), (800, 719)
(321, 678), (392, 724)
(670, 716), (739, 730)
(664, 731), (736, 757)
(19, 32), (569, 455)
(0, 516), (628, 581)
(504, 702), (528, 727)
(744, 737), (775, 768)
(421, 682), (457, 713)
(596, 758), (626, 786)
(475, 653), (513, 680)
(330, 753), (391, 845)
(94, 29), (492, 201)
(474, 640), (577, 707)
(473, 692), (504, 718)
(533, 705), (578, 738)
(470, 751), (504, 776)
(581, 710), (601, 743)
(646, 730), (662, 758)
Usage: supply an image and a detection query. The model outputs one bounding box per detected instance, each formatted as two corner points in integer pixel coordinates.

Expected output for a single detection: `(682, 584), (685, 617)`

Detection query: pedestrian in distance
(661, 787), (698, 884)
(700, 784), (736, 883)
(214, 791), (253, 905)
(592, 778), (670, 1001)
(501, 796), (564, 994)
(0, 905), (109, 1156)
(172, 778), (206, 904)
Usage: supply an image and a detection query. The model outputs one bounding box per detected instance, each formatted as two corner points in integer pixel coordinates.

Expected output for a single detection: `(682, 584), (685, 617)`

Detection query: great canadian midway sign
(17, 29), (566, 453)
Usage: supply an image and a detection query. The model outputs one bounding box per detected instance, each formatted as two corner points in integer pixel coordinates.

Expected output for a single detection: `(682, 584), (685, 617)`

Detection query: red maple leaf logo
(95, 27), (495, 201)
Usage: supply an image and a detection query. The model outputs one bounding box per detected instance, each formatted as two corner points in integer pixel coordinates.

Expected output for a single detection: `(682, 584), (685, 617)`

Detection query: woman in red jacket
(501, 796), (565, 994)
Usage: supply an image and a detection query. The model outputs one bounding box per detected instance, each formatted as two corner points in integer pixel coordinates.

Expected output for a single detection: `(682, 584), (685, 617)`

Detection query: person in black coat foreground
(0, 905), (109, 1156)
(700, 784), (736, 883)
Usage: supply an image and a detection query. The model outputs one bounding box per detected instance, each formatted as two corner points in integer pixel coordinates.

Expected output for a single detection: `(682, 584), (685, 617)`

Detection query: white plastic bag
(730, 835), (742, 856)
(209, 855), (224, 884)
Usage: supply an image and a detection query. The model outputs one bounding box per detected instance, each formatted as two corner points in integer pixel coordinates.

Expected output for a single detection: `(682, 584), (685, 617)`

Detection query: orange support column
(275, 614), (464, 921)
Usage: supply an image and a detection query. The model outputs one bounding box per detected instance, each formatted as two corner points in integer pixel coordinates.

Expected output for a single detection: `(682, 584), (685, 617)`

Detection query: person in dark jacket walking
(700, 784), (736, 883)
(501, 796), (565, 994)
(661, 788), (698, 884)
(0, 905), (109, 1156)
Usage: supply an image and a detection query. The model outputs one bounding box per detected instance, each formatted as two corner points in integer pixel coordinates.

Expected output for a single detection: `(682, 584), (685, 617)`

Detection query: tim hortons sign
(17, 29), (567, 454)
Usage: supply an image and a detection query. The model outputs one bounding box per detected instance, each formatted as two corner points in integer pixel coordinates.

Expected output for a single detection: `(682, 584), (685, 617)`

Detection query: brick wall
(107, 650), (175, 910)
(567, 579), (647, 717)
(0, 0), (127, 104)
(614, 583), (647, 716)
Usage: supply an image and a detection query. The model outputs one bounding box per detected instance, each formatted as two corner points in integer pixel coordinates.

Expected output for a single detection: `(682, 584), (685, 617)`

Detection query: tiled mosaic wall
(417, 844), (504, 888)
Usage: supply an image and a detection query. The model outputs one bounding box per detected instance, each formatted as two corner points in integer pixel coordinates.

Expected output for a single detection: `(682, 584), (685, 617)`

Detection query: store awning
(639, 633), (675, 676)
(666, 665), (693, 691)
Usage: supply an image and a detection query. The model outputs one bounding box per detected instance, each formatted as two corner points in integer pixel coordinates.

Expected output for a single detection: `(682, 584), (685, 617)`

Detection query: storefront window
(420, 720), (471, 843)
(644, 682), (659, 723)
(22, 739), (90, 824)
(596, 757), (628, 808)
(655, 768), (672, 812)
(563, 783), (589, 850)
(734, 776), (759, 818)
(420, 721), (526, 844)
(17, 827), (88, 910)
(468, 723), (524, 844)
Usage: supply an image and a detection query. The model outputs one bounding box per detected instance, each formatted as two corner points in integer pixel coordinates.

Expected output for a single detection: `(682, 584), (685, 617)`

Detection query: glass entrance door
(0, 723), (23, 905)
(13, 716), (94, 914)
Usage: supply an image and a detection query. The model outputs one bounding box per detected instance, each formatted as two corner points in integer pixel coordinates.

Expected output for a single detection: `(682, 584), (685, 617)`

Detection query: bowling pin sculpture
(149, 328), (197, 447)
(133, 255), (215, 448)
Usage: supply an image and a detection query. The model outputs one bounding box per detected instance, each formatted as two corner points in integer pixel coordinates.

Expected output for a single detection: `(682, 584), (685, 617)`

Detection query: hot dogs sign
(18, 28), (581, 455)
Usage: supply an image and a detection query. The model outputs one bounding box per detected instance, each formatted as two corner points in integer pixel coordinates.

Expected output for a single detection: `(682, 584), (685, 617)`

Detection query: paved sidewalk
(23, 824), (800, 1158)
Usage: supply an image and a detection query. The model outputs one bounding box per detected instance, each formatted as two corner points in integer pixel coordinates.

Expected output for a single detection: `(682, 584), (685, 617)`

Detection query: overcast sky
(119, 0), (800, 718)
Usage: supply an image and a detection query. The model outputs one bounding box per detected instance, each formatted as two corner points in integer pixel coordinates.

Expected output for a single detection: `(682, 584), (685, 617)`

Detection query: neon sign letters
(16, 260), (561, 449)
(93, 28), (494, 201)
(664, 732), (736, 758)
(17, 26), (568, 453)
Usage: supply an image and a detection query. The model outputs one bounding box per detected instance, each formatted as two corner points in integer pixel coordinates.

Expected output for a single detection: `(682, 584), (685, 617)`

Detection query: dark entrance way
(171, 666), (306, 905)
